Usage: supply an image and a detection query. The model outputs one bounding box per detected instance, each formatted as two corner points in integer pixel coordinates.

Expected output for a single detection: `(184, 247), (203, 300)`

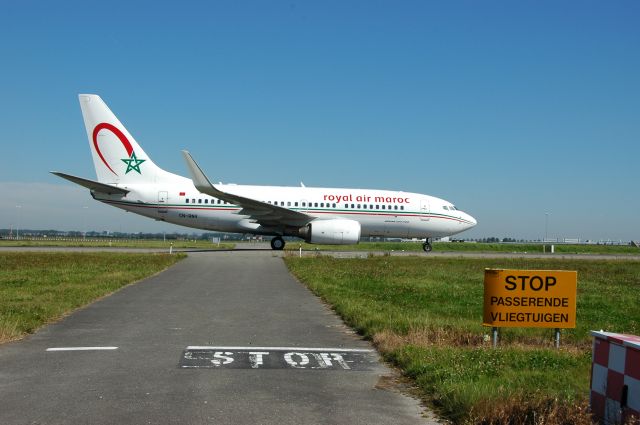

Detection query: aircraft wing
(181, 151), (313, 228)
(51, 171), (130, 195)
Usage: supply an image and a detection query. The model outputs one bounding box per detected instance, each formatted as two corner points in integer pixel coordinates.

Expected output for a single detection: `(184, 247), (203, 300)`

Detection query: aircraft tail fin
(78, 94), (167, 184)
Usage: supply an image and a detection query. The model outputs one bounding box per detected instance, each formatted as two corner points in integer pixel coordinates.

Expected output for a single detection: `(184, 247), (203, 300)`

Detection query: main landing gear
(422, 238), (433, 253)
(270, 236), (285, 250)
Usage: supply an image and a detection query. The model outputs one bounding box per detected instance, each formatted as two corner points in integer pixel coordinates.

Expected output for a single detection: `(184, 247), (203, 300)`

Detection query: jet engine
(299, 219), (361, 245)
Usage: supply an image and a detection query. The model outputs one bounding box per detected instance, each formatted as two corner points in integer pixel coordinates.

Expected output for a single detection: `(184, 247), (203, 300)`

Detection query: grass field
(284, 241), (640, 255)
(285, 256), (640, 424)
(0, 252), (184, 343)
(0, 239), (235, 250)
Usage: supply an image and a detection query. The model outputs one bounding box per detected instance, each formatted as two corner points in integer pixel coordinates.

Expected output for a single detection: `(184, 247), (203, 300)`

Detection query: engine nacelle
(299, 219), (361, 245)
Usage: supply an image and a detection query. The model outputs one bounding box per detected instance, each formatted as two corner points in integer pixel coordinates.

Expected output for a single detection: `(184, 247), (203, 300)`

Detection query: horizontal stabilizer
(51, 171), (129, 195)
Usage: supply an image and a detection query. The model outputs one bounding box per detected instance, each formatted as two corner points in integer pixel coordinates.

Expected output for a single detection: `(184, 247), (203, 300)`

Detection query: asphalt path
(0, 251), (433, 425)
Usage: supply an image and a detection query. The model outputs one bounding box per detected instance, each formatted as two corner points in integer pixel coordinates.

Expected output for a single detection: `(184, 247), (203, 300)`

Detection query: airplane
(52, 94), (477, 252)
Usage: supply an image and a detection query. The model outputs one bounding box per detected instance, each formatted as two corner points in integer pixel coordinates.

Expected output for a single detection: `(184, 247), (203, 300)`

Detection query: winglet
(182, 151), (212, 189)
(181, 150), (226, 198)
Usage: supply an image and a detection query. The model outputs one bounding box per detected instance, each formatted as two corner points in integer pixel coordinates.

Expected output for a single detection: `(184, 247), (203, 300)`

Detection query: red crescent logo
(92, 123), (134, 175)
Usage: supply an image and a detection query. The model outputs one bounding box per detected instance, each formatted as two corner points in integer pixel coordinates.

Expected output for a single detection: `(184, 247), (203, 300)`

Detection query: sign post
(483, 269), (577, 346)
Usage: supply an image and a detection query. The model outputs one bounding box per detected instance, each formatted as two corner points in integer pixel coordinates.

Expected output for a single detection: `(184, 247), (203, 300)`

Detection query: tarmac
(0, 250), (437, 425)
(1, 242), (638, 261)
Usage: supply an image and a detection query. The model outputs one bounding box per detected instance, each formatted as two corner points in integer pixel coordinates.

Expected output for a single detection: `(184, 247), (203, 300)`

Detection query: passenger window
(381, 205), (385, 209)
(192, 199), (196, 203)
(344, 204), (348, 208)
(302, 202), (306, 207)
(363, 204), (367, 209)
(333, 203), (336, 208)
(287, 202), (291, 206)
(295, 202), (298, 207)
(321, 203), (324, 207)
(204, 199), (208, 204)
(357, 204), (361, 208)
(376, 205), (379, 209)
(186, 199), (189, 203)
(400, 206), (404, 210)
(394, 205), (398, 210)
(314, 202), (318, 207)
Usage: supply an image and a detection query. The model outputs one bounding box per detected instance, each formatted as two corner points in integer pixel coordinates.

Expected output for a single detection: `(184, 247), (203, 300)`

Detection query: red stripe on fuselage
(101, 200), (472, 224)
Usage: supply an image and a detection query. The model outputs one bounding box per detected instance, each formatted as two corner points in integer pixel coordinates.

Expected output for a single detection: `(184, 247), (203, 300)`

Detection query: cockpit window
(443, 206), (449, 210)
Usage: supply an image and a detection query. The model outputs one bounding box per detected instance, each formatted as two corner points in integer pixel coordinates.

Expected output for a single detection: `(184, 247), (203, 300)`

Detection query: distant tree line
(0, 228), (245, 241)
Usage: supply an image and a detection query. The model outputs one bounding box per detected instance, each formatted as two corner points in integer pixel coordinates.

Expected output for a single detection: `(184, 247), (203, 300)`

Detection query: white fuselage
(94, 174), (477, 239)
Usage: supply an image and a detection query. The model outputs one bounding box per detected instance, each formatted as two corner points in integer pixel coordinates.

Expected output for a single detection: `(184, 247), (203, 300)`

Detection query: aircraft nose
(464, 213), (477, 228)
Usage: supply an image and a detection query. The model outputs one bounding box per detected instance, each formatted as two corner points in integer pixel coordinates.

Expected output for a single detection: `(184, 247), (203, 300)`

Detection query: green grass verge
(284, 256), (640, 424)
(284, 241), (640, 254)
(0, 239), (235, 250)
(0, 252), (185, 343)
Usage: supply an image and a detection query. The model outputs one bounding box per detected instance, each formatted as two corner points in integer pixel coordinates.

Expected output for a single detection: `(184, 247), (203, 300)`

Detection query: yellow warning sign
(483, 269), (577, 328)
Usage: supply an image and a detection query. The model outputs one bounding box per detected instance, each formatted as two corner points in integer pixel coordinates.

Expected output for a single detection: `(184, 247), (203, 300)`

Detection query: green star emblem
(121, 151), (146, 174)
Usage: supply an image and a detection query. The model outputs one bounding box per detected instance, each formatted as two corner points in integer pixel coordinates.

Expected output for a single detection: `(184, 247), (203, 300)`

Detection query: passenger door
(420, 200), (430, 221)
(158, 191), (168, 215)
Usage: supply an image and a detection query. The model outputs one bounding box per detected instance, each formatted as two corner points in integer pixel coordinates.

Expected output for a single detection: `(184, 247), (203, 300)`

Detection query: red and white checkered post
(591, 331), (640, 424)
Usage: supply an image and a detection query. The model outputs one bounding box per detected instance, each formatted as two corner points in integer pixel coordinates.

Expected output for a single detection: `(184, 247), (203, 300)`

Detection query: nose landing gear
(422, 238), (432, 253)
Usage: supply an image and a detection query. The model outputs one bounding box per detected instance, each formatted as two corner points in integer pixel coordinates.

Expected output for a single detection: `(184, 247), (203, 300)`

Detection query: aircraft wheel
(422, 241), (432, 253)
(271, 237), (285, 250)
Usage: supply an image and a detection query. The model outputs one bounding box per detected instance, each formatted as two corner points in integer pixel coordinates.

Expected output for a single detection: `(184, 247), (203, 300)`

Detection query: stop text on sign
(483, 269), (577, 328)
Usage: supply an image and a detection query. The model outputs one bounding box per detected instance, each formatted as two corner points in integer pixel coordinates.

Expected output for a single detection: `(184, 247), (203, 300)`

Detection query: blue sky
(1, 1), (638, 240)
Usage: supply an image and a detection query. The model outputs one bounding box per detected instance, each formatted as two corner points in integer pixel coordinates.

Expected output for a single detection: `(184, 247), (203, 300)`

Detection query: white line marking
(185, 346), (374, 353)
(46, 347), (119, 352)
